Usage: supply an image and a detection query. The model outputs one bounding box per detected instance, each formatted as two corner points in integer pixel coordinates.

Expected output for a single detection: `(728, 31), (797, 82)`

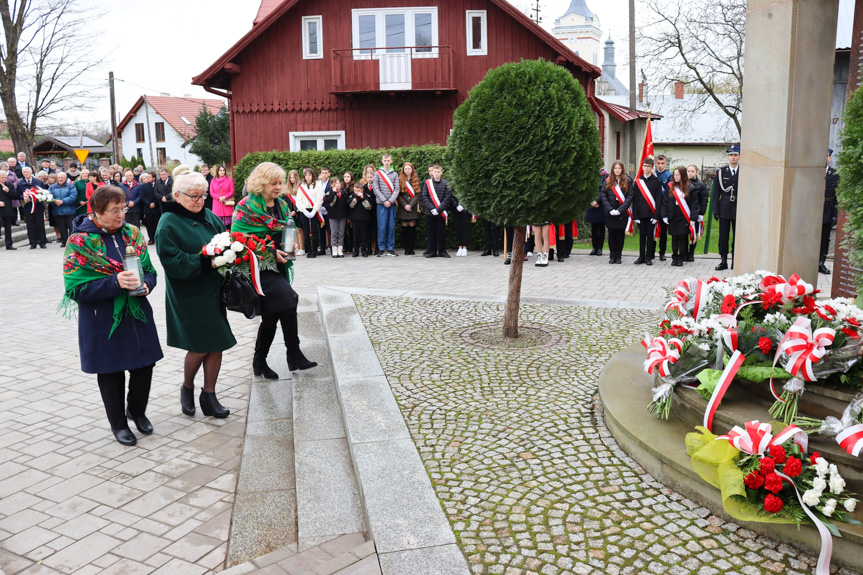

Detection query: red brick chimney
(674, 81), (685, 99)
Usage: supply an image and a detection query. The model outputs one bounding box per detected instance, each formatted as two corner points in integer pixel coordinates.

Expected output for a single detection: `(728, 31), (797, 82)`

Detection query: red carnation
(759, 456), (776, 474)
(824, 305), (837, 315)
(768, 444), (786, 464)
(764, 472), (783, 494)
(242, 254), (250, 262)
(721, 294), (736, 315)
(248, 240), (258, 250)
(764, 494), (784, 514)
(758, 337), (774, 355)
(234, 258), (242, 265)
(783, 457), (802, 478)
(761, 291), (783, 310)
(849, 317), (861, 327)
(816, 308), (833, 321)
(810, 452), (821, 464)
(744, 471), (765, 490)
(842, 327), (861, 339)
(708, 276), (723, 284)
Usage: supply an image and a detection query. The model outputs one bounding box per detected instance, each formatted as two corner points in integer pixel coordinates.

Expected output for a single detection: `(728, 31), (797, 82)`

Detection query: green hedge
(233, 145), (588, 251)
(837, 86), (863, 293)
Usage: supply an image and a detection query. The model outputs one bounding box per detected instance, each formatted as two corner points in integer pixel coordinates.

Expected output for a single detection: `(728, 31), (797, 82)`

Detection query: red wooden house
(193, 0), (640, 165)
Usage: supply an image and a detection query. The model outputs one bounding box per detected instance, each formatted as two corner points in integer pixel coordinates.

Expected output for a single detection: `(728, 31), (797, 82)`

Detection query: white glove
(662, 217), (669, 225)
(431, 209), (438, 216)
(609, 209), (620, 216)
(456, 205), (464, 212)
(320, 206), (328, 216)
(698, 215), (704, 222)
(650, 218), (657, 225)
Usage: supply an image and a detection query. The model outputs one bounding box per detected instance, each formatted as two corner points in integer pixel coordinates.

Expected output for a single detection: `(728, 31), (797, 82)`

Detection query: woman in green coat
(155, 166), (236, 419)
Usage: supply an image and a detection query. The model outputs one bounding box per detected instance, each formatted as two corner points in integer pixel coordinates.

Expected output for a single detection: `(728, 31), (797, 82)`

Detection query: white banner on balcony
(378, 53), (411, 90)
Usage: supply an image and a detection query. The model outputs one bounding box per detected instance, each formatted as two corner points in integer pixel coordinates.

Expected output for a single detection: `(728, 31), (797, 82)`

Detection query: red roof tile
(117, 96), (225, 141)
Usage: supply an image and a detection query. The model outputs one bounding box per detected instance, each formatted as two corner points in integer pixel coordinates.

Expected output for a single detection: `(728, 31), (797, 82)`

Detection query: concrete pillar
(735, 0), (839, 284)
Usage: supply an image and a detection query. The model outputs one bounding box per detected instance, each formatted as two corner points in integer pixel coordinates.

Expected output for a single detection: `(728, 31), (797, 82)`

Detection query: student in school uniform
(295, 167), (324, 258)
(396, 162), (421, 255)
(360, 164), (378, 255)
(421, 164), (451, 258)
(283, 169), (305, 255)
(373, 154), (399, 257)
(600, 161), (634, 264)
(686, 165), (709, 262)
(660, 166), (699, 267)
(325, 176), (349, 257)
(342, 171), (356, 254)
(450, 191), (471, 257)
(348, 181), (374, 257)
(317, 167), (333, 255)
(631, 157), (664, 266)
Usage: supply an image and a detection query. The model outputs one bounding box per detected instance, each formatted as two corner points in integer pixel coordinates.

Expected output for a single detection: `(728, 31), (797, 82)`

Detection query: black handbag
(220, 270), (258, 319)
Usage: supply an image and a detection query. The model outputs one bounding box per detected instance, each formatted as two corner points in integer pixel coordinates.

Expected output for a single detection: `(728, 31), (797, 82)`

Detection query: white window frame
(351, 7), (439, 59)
(302, 15), (323, 60)
(466, 10), (487, 56)
(288, 130), (346, 153)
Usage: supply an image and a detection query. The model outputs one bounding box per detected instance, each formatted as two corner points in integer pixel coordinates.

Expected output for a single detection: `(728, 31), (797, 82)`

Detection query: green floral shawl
(232, 194), (294, 281)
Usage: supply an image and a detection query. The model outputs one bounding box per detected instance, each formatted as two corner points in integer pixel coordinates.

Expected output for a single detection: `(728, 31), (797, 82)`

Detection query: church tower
(551, 0), (602, 66)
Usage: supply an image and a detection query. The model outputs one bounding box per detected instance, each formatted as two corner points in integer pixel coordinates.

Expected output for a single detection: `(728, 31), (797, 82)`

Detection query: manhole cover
(458, 322), (566, 349)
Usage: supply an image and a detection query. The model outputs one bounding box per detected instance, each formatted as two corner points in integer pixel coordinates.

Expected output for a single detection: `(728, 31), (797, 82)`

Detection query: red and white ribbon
(664, 279), (708, 320)
(672, 187), (696, 243)
(642, 336), (683, 377)
(249, 251), (264, 296)
(703, 350), (745, 432)
(425, 179), (448, 224)
(716, 420), (808, 455)
(202, 244), (223, 256)
(404, 180), (415, 199)
(837, 424), (863, 457)
(377, 170), (395, 195)
(777, 318), (835, 382)
(24, 188), (40, 213)
(775, 470), (833, 575)
(763, 273), (815, 304)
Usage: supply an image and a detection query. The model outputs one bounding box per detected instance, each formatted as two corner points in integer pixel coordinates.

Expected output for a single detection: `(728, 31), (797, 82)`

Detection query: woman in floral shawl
(61, 185), (163, 446)
(234, 162), (317, 379)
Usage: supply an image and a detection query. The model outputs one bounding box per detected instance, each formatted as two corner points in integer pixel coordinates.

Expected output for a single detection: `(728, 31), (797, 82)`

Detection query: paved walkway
(0, 243), (837, 574)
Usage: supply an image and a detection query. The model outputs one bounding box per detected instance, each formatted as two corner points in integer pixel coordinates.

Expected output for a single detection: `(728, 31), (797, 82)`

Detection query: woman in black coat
(661, 166), (700, 267)
(685, 165), (709, 262)
(599, 161), (633, 264)
(62, 186), (163, 445)
(0, 169), (19, 249)
(585, 172), (606, 256)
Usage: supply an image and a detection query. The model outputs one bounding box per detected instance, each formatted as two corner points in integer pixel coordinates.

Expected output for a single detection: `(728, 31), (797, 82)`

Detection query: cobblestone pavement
(355, 296), (858, 575)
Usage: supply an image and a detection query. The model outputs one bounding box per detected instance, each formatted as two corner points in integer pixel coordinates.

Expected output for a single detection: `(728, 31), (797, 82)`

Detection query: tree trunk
(0, 92), (29, 158)
(503, 226), (526, 339)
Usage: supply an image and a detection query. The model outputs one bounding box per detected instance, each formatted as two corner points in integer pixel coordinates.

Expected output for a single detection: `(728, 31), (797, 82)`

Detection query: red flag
(636, 119), (654, 179)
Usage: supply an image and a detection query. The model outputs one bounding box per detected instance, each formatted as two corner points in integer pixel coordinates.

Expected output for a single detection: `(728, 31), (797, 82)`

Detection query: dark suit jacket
(154, 177), (173, 211)
(16, 177), (45, 214)
(824, 166), (839, 225)
(0, 179), (19, 218)
(712, 165), (739, 220)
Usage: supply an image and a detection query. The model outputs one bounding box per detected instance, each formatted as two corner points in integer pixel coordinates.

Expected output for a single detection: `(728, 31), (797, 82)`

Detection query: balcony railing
(332, 46), (455, 94)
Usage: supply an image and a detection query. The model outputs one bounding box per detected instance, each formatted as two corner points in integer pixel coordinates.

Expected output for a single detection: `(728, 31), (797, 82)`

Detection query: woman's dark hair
(90, 185), (126, 214)
(670, 165), (690, 198)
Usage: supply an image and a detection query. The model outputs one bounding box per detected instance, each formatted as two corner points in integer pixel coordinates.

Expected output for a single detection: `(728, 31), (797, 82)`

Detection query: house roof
(593, 97), (653, 122)
(556, 0), (597, 24)
(254, 0), (282, 24)
(116, 96), (224, 141)
(603, 94), (738, 145)
(193, 0), (601, 90)
(32, 135), (111, 154)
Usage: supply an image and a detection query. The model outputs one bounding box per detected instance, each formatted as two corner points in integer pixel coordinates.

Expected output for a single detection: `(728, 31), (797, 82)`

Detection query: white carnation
(815, 458), (830, 478)
(829, 474), (846, 495)
(802, 489), (821, 506)
(231, 241), (245, 253)
(213, 255), (229, 267)
(823, 499), (837, 517)
(812, 477), (827, 494)
(845, 499), (857, 513)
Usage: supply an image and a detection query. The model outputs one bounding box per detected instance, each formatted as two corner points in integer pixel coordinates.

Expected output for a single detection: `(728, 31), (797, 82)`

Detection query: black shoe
(819, 263), (831, 275)
(309, 251), (317, 258)
(481, 249), (492, 256)
(318, 249), (327, 256)
(6, 246), (16, 250)
(609, 255), (615, 264)
(715, 260), (728, 271)
(29, 245), (36, 249)
(362, 251), (368, 257)
(504, 254), (511, 265)
(112, 428), (137, 446)
(596, 249), (602, 256)
(659, 254), (666, 261)
(557, 256), (564, 262)
(287, 349), (318, 371)
(126, 409), (153, 435)
(615, 255), (622, 264)
(181, 384), (195, 416)
(634, 257), (645, 265)
(352, 251), (359, 258)
(306, 252), (313, 258)
(686, 253), (695, 262)
(589, 248), (597, 255)
(424, 252), (437, 258)
(252, 357), (279, 379)
(645, 259), (653, 266)
(387, 250), (398, 257)
(493, 249), (499, 257)
(199, 391), (230, 418)
(377, 251), (384, 257)
(438, 251), (451, 258)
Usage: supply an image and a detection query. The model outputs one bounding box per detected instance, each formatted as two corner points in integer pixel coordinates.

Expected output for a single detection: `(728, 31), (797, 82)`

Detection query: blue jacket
(68, 215), (163, 374)
(16, 177), (45, 214)
(120, 182), (143, 213)
(50, 181), (77, 216)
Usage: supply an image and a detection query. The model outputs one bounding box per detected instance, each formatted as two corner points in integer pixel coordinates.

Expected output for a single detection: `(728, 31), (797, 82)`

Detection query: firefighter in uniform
(820, 148), (840, 275)
(712, 145), (740, 271)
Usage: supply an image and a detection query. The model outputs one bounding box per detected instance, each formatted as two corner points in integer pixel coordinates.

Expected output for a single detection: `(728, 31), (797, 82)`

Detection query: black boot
(200, 391), (230, 418)
(282, 309), (318, 371)
(99, 375), (136, 445)
(287, 348), (318, 371)
(715, 258), (728, 271)
(181, 384), (195, 416)
(252, 357), (279, 379)
(589, 248), (597, 255)
(596, 248), (602, 256)
(253, 318), (279, 379)
(819, 260), (831, 275)
(609, 253), (615, 264)
(126, 409), (153, 435)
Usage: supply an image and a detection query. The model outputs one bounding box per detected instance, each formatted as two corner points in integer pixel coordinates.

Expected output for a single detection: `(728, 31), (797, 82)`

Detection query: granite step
(220, 533), (380, 575)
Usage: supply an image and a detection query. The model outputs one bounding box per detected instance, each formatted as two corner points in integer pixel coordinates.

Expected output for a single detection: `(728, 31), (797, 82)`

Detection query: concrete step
(599, 342), (863, 573)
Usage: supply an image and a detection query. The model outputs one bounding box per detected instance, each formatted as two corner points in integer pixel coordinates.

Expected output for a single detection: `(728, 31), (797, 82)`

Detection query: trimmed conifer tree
(445, 59), (601, 337)
(837, 85), (863, 294)
(189, 105), (231, 167)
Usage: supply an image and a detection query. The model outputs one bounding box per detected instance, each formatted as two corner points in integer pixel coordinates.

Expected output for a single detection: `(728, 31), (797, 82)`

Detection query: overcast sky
(78, 0), (630, 129)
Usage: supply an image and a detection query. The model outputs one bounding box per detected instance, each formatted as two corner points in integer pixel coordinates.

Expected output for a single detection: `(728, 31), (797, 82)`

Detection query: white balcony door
(378, 54), (411, 90)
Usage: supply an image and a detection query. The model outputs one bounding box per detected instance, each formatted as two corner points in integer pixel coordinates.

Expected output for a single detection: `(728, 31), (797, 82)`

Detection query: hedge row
(232, 145), (586, 251)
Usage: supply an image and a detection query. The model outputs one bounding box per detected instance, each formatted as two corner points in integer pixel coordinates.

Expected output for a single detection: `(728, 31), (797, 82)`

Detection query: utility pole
(628, 0), (637, 173)
(143, 95), (156, 168)
(109, 71), (118, 163)
(531, 0), (541, 25)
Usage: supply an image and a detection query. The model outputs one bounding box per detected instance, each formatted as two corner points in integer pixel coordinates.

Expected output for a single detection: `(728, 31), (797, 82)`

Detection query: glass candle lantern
(282, 218), (297, 260)
(124, 245), (148, 296)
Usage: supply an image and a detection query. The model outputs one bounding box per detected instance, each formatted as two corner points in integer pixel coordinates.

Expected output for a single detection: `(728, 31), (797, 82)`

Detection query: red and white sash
(425, 179), (447, 223)
(377, 170), (395, 195)
(611, 185), (634, 234)
(404, 180), (415, 199)
(673, 187), (696, 242)
(298, 185), (325, 224)
(286, 194), (297, 206)
(636, 178), (661, 239)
